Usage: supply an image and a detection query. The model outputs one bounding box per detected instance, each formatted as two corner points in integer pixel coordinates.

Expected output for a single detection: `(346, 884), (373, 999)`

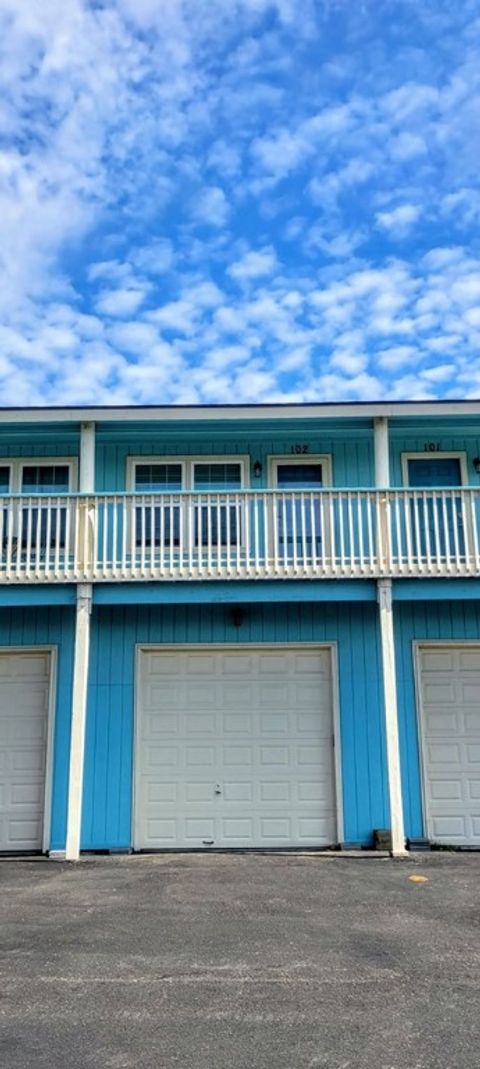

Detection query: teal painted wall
(395, 599), (480, 839)
(81, 601), (388, 849)
(2, 416), (480, 492)
(0, 606), (75, 851)
(94, 420), (375, 491)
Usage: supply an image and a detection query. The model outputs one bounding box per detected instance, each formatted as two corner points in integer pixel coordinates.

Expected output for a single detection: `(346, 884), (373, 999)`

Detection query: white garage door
(419, 646), (480, 845)
(0, 651), (51, 852)
(134, 647), (337, 849)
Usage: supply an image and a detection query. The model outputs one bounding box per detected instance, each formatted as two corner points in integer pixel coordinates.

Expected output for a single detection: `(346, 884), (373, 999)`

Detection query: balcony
(0, 488), (478, 584)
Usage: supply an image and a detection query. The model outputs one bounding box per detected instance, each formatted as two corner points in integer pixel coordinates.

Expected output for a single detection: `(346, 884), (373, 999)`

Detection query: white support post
(373, 417), (407, 855)
(80, 422), (96, 492)
(377, 580), (407, 856)
(65, 583), (92, 861)
(65, 422), (96, 861)
(374, 416), (390, 487)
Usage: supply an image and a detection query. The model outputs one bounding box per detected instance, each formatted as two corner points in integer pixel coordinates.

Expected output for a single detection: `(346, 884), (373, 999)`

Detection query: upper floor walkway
(0, 399), (480, 585)
(0, 485), (478, 583)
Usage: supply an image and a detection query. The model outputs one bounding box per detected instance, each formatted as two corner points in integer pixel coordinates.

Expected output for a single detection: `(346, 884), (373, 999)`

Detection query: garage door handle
(214, 784), (222, 795)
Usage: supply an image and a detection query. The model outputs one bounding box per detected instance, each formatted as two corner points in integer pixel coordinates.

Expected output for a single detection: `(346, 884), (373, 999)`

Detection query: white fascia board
(0, 401), (479, 423)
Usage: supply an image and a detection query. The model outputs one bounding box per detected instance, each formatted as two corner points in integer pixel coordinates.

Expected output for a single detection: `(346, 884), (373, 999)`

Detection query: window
(128, 456), (247, 551)
(0, 459), (76, 553)
(133, 463), (183, 548)
(193, 463), (242, 546)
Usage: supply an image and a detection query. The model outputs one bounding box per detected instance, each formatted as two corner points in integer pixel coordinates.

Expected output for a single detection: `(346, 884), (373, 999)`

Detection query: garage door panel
(420, 646), (480, 846)
(135, 648), (337, 849)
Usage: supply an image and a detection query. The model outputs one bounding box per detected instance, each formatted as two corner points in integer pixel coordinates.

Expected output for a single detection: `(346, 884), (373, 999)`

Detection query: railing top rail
(0, 485), (475, 501)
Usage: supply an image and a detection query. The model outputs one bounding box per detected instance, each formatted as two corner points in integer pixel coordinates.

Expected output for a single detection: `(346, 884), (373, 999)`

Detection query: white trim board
(2, 401), (480, 424)
(0, 645), (57, 854)
(132, 641), (344, 850)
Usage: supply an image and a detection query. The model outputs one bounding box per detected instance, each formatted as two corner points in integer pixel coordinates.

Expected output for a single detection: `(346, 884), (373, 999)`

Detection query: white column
(65, 584), (92, 861)
(374, 417), (407, 856)
(377, 579), (407, 856)
(374, 416), (390, 486)
(65, 423), (95, 860)
(80, 422), (95, 492)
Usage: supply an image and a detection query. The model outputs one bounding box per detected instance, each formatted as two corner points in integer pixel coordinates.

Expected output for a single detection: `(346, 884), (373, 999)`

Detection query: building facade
(1, 401), (480, 859)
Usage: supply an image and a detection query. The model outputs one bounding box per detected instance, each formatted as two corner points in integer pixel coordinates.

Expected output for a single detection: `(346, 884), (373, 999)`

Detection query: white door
(135, 647), (337, 849)
(0, 651), (51, 851)
(419, 646), (480, 845)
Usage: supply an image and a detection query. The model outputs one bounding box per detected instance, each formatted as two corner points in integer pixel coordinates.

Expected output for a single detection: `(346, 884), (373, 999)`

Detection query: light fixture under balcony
(253, 461), (262, 478)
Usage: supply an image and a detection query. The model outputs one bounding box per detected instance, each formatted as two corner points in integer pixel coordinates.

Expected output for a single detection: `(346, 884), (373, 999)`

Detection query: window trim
(401, 451), (468, 488)
(268, 454), (332, 489)
(126, 455), (250, 492)
(0, 457), (78, 495)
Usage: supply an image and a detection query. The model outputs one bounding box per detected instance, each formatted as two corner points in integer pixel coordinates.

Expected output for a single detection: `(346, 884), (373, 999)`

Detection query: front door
(407, 457), (464, 558)
(273, 461), (326, 564)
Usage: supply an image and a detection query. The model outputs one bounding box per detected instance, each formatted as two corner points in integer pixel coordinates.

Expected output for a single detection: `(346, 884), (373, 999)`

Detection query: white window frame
(401, 451), (468, 487)
(268, 454), (332, 488)
(127, 455), (250, 492)
(0, 457), (78, 494)
(126, 456), (250, 554)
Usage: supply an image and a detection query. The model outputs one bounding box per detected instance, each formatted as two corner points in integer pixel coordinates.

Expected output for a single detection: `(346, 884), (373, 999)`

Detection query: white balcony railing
(0, 488), (479, 584)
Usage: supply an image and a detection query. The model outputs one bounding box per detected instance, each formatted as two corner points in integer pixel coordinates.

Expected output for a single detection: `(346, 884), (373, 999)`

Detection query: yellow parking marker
(408, 874), (429, 883)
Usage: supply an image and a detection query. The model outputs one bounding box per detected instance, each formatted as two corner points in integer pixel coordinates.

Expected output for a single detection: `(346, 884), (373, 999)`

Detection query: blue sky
(1, 0), (480, 405)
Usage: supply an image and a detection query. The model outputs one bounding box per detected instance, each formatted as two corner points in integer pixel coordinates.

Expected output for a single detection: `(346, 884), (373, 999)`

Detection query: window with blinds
(193, 463), (242, 491)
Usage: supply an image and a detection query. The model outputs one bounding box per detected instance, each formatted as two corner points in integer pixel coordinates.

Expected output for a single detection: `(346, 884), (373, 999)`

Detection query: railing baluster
(347, 492), (354, 574)
(338, 493), (345, 573)
(357, 493), (365, 574)
(412, 492), (422, 573)
(254, 494), (261, 574)
(441, 491), (452, 573)
(450, 489), (460, 570)
(423, 491), (432, 573)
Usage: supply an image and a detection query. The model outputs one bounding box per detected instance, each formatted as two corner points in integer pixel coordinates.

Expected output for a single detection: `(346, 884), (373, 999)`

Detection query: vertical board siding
(395, 600), (480, 839)
(0, 606), (75, 850)
(95, 425), (374, 491)
(81, 601), (388, 849)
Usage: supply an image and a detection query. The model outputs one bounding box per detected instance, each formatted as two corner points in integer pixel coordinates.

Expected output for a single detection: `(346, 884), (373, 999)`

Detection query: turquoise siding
(395, 600), (480, 839)
(0, 606), (75, 850)
(81, 601), (388, 850)
(94, 420), (375, 491)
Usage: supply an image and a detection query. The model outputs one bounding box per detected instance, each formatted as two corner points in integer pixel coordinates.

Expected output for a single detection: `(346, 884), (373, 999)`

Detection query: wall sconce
(253, 461), (262, 479)
(473, 457), (480, 475)
(231, 606), (245, 628)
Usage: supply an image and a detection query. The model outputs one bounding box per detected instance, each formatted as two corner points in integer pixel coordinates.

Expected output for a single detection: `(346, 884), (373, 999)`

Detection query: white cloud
(227, 247), (278, 281)
(192, 186), (230, 227)
(95, 287), (147, 317)
(376, 204), (421, 235)
(0, 1), (479, 406)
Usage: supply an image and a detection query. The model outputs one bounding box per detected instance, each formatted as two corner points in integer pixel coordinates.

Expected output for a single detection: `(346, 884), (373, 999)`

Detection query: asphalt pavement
(1, 851), (479, 1068)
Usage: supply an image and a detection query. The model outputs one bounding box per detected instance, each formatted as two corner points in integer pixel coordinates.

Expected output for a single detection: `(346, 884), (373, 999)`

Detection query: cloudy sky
(1, 1), (480, 405)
